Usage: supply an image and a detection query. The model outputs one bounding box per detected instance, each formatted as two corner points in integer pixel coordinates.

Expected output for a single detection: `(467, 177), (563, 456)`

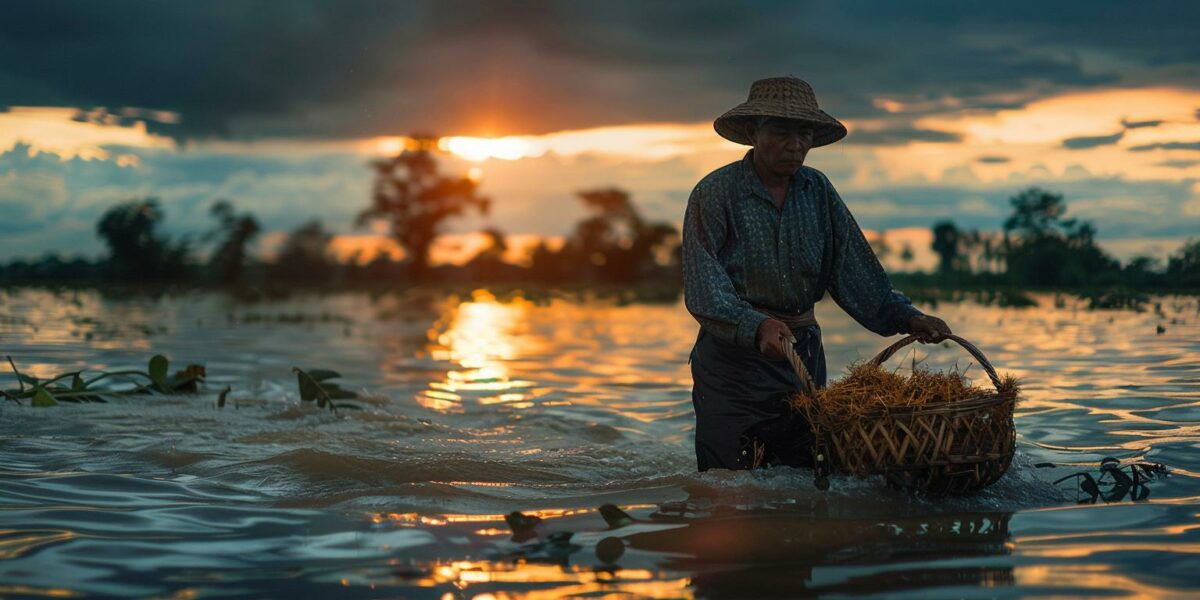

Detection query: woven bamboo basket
(785, 334), (1018, 496)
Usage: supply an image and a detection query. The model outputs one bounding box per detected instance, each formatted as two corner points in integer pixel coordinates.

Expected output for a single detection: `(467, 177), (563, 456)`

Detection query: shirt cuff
(893, 303), (925, 334)
(735, 310), (770, 350)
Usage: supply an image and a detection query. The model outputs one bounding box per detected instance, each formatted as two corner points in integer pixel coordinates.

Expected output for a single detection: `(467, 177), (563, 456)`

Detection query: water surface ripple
(1, 288), (1198, 598)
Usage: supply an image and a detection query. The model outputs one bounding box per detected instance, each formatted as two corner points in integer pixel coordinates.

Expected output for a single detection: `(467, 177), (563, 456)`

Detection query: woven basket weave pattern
(714, 76), (848, 147)
(786, 334), (1018, 496)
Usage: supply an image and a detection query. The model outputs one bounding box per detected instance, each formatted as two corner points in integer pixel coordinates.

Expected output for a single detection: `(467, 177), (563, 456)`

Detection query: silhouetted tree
(564, 188), (679, 281)
(931, 221), (962, 274)
(1122, 255), (1161, 289)
(461, 227), (515, 280)
(475, 227), (508, 263)
(899, 242), (915, 271)
(1003, 187), (1068, 238)
(1001, 187), (1118, 286)
(205, 199), (260, 284)
(272, 220), (333, 282)
(528, 240), (569, 282)
(95, 198), (191, 280)
(358, 137), (489, 281)
(1167, 239), (1200, 287)
(869, 229), (892, 262)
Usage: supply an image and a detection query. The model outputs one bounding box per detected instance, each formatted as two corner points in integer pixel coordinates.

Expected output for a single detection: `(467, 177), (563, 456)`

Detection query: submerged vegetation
(293, 367), (362, 412)
(2, 354), (205, 406)
(3, 353), (361, 412)
(1042, 457), (1169, 504)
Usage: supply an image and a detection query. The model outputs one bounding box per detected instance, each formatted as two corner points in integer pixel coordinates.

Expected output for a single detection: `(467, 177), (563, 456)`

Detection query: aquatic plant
(292, 367), (361, 412)
(2, 354), (205, 406)
(3, 353), (364, 413)
(1079, 288), (1151, 311)
(1046, 457), (1168, 503)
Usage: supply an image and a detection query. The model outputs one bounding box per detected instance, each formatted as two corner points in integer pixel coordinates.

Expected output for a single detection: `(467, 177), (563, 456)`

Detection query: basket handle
(869, 334), (1004, 392)
(783, 342), (817, 397)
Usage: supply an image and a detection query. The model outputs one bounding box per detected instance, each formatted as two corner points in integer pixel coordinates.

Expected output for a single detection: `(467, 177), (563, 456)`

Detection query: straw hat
(714, 76), (848, 147)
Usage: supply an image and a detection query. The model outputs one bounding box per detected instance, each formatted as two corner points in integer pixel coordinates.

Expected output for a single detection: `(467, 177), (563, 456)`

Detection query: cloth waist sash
(754, 305), (819, 330)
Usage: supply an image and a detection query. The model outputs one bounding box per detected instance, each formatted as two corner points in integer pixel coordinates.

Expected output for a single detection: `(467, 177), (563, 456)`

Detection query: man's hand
(907, 314), (953, 343)
(756, 318), (795, 360)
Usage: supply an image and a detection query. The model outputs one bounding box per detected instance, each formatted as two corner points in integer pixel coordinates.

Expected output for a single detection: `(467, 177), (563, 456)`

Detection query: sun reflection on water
(418, 290), (538, 413)
(414, 561), (693, 599)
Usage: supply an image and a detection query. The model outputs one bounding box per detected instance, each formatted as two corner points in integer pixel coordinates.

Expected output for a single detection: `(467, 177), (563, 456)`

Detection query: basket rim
(795, 388), (1016, 423)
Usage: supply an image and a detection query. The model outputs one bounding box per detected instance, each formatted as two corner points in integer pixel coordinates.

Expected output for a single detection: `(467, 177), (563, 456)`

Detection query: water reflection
(399, 504), (1015, 599)
(1, 288), (1199, 597)
(419, 290), (537, 413)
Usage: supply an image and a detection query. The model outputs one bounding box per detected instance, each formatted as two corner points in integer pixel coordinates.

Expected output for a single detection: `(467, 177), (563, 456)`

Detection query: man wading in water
(683, 76), (953, 471)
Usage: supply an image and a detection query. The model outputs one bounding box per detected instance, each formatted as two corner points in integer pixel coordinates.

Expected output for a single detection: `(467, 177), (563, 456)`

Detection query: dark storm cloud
(976, 156), (1011, 164)
(1062, 131), (1124, 149)
(844, 127), (961, 146)
(1129, 141), (1200, 152)
(2, 0), (1199, 138)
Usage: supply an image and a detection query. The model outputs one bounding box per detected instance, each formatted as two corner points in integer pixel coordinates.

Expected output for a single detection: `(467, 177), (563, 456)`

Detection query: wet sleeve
(681, 183), (769, 350)
(823, 177), (923, 337)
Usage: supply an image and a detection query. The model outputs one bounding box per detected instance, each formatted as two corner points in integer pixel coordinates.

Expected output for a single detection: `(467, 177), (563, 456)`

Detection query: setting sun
(438, 135), (537, 161)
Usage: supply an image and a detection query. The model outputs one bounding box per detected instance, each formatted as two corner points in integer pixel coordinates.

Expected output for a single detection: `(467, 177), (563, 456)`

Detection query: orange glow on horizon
(438, 135), (536, 161)
(258, 231), (564, 267)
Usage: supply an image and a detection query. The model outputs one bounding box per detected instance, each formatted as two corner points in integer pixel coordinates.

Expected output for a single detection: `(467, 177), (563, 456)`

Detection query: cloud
(956, 196), (1002, 216)
(976, 155), (1011, 164)
(1120, 118), (1164, 129)
(0, 167), (69, 233)
(0, 142), (373, 260)
(1129, 141), (1200, 152)
(2, 135), (1198, 263)
(845, 126), (961, 146)
(1062, 130), (1124, 149)
(1182, 196), (1200, 217)
(1157, 159), (1200, 169)
(5, 0), (1196, 140)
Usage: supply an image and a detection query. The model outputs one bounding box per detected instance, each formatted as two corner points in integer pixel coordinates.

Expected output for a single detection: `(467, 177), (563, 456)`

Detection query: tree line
(2, 142), (1198, 293)
(0, 139), (681, 287)
(918, 187), (1200, 291)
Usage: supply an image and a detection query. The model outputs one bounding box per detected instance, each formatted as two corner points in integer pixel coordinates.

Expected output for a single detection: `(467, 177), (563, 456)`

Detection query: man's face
(750, 118), (815, 179)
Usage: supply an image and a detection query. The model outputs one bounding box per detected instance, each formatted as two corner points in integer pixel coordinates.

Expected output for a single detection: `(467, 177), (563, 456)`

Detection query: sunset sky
(2, 1), (1199, 268)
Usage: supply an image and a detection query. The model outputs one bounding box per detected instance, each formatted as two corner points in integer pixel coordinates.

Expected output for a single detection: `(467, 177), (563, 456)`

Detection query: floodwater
(1, 287), (1198, 599)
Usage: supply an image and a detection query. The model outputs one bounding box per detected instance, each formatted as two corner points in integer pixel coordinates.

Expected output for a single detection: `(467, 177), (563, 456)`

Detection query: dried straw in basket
(782, 334), (1020, 496)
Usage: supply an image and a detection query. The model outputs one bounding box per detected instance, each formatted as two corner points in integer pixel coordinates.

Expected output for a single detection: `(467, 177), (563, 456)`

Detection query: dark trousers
(689, 325), (827, 471)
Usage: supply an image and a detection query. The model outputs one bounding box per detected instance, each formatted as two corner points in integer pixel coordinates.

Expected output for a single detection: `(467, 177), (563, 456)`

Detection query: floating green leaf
(148, 354), (170, 390)
(306, 369), (341, 382)
(32, 386), (58, 407)
(293, 367), (360, 412)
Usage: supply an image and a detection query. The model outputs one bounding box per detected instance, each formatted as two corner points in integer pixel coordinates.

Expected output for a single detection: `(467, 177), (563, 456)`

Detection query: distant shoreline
(4, 280), (1198, 309)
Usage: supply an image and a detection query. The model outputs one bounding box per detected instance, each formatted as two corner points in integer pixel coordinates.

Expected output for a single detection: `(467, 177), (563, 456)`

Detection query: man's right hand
(755, 318), (796, 360)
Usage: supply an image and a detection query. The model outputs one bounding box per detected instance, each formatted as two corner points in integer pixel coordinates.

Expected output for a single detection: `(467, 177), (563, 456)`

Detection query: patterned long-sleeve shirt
(682, 150), (923, 350)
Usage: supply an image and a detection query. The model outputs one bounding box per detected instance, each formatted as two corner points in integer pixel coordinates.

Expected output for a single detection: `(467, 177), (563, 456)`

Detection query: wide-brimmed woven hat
(714, 76), (848, 147)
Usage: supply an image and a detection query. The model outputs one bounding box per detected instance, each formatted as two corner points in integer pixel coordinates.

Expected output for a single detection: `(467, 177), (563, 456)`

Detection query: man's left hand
(907, 314), (952, 343)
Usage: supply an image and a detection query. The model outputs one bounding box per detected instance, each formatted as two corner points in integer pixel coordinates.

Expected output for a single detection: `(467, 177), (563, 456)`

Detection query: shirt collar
(738, 149), (811, 203)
